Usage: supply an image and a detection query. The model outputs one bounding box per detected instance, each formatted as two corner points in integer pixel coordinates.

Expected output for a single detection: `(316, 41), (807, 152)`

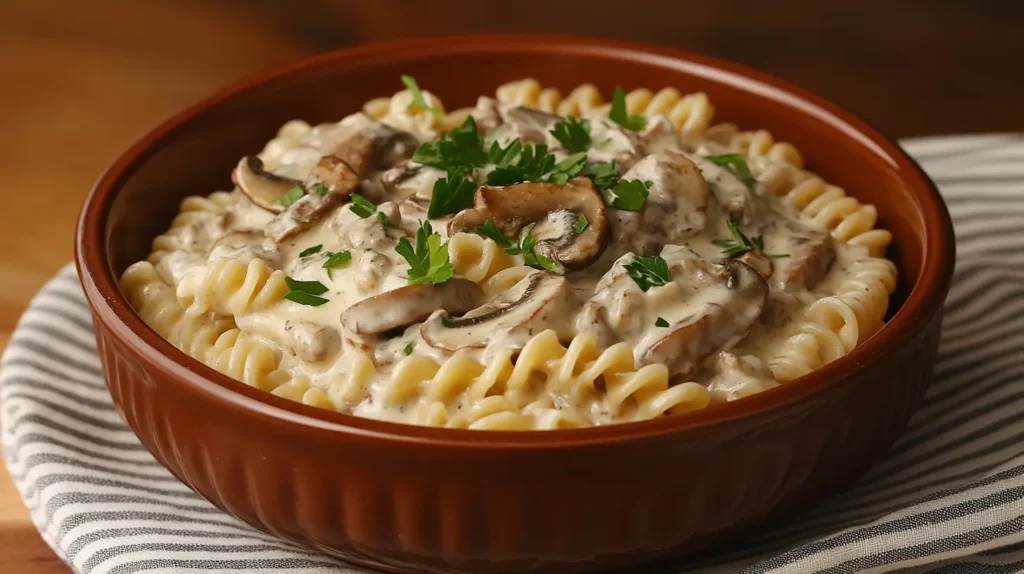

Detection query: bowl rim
(75, 33), (955, 449)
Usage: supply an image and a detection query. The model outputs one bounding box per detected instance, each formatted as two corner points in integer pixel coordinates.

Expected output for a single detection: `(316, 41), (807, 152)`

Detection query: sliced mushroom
(739, 249), (774, 279)
(490, 105), (563, 145)
(328, 113), (420, 176)
(420, 272), (579, 352)
(340, 279), (483, 336)
(639, 260), (768, 380)
(232, 156), (302, 213)
(264, 155), (360, 242)
(448, 178), (609, 270)
(610, 151), (710, 256)
(287, 322), (341, 363)
(776, 227), (836, 290)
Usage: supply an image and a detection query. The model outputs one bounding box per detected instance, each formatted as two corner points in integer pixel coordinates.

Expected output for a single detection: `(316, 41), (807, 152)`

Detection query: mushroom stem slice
(420, 272), (579, 352)
(232, 156), (303, 213)
(264, 155), (361, 243)
(447, 178), (609, 270)
(340, 278), (484, 336)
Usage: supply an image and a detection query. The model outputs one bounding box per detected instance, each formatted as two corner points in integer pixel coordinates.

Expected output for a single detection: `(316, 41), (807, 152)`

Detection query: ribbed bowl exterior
(77, 36), (956, 573)
(92, 309), (943, 572)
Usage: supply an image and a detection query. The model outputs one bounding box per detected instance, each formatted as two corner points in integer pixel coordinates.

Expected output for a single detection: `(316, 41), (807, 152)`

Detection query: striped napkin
(2, 135), (1023, 574)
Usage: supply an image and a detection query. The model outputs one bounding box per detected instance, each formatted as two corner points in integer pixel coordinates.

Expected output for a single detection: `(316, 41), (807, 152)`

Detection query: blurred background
(1, 1), (1022, 570)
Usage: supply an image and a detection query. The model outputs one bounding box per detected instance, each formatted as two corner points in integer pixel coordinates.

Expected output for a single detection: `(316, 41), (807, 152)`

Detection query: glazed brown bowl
(75, 35), (954, 573)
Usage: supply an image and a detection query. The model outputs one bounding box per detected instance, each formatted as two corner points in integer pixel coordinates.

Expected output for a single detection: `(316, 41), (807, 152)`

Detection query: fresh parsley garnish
(282, 276), (329, 306)
(705, 154), (756, 190)
(274, 186), (304, 207)
(312, 182), (329, 196)
(400, 74), (442, 118)
(377, 212), (395, 229)
(349, 193), (377, 218)
(609, 86), (646, 132)
(603, 179), (650, 211)
(322, 250), (352, 279)
(412, 116), (487, 171)
(487, 139), (522, 168)
(299, 244), (322, 257)
(404, 341), (415, 355)
(486, 145), (587, 187)
(550, 116), (591, 153)
(546, 152), (588, 185)
(624, 255), (671, 291)
(584, 160), (619, 191)
(395, 221), (454, 285)
(574, 214), (590, 234)
(474, 220), (513, 247)
(427, 170), (477, 218)
(505, 222), (557, 270)
(655, 317), (669, 328)
(440, 316), (455, 328)
(713, 214), (765, 258)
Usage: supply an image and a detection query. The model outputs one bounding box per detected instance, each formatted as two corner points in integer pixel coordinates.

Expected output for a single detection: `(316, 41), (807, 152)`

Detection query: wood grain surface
(0, 1), (1020, 571)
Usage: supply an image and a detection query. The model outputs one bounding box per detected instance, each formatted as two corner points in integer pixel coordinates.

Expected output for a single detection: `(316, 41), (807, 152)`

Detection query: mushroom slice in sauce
(639, 259), (768, 380)
(447, 178), (609, 270)
(420, 272), (579, 352)
(287, 322), (341, 363)
(264, 155), (360, 242)
(340, 279), (484, 336)
(232, 156), (302, 214)
(610, 151), (710, 255)
(774, 224), (836, 290)
(490, 105), (563, 145)
(329, 113), (420, 177)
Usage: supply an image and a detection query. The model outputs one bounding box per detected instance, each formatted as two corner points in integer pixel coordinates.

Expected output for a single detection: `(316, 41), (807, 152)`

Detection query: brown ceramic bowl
(75, 34), (954, 573)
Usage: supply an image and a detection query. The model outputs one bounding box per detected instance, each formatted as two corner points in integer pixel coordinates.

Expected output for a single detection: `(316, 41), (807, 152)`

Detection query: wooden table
(1, 1), (1021, 571)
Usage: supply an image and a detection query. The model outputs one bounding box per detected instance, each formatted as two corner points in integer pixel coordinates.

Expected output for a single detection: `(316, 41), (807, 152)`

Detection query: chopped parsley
(427, 170), (478, 218)
(505, 222), (557, 271)
(486, 145), (587, 187)
(655, 317), (670, 328)
(349, 193), (377, 218)
(312, 182), (329, 196)
(546, 152), (589, 185)
(550, 116), (591, 153)
(404, 341), (415, 355)
(609, 86), (647, 132)
(298, 244), (322, 258)
(713, 214), (765, 258)
(400, 74), (442, 118)
(395, 221), (454, 285)
(584, 160), (619, 190)
(412, 116), (487, 171)
(574, 214), (590, 234)
(705, 154), (756, 190)
(603, 179), (650, 211)
(322, 250), (352, 279)
(624, 255), (671, 292)
(440, 316), (455, 328)
(274, 186), (304, 208)
(487, 139), (522, 168)
(474, 220), (513, 247)
(282, 276), (329, 306)
(377, 212), (395, 229)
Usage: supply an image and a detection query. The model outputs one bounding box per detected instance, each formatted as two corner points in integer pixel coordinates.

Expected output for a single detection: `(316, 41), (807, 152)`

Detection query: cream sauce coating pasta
(120, 80), (897, 430)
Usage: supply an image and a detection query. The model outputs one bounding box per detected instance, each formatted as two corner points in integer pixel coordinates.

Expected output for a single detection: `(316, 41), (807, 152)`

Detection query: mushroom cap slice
(330, 113), (420, 176)
(447, 178), (609, 270)
(776, 226), (836, 290)
(340, 278), (484, 336)
(420, 272), (579, 352)
(232, 156), (302, 214)
(264, 155), (361, 242)
(639, 259), (768, 380)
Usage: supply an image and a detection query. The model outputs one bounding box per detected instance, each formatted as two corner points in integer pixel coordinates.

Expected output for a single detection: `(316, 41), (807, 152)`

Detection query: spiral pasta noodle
(448, 232), (520, 283)
(119, 261), (184, 338)
(176, 257), (289, 317)
(705, 122), (804, 168)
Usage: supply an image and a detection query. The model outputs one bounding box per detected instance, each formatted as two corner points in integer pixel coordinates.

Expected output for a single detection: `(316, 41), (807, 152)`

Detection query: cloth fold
(3, 135), (1023, 573)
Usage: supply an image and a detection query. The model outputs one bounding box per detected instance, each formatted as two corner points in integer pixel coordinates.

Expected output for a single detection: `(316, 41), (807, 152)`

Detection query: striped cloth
(2, 134), (1023, 573)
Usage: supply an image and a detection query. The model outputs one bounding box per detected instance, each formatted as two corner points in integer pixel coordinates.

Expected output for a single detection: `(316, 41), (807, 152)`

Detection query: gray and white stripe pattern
(2, 135), (1022, 573)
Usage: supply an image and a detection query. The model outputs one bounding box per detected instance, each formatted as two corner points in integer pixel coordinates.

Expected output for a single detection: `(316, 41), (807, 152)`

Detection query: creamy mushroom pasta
(120, 77), (897, 430)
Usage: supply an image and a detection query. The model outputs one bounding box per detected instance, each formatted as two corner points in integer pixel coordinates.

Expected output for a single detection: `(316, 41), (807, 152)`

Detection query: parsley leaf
(550, 116), (591, 153)
(609, 86), (647, 132)
(377, 212), (394, 229)
(400, 74), (442, 118)
(487, 139), (522, 168)
(349, 193), (377, 218)
(282, 276), (329, 306)
(624, 255), (671, 291)
(312, 182), (329, 196)
(440, 316), (455, 328)
(584, 160), (619, 190)
(427, 170), (477, 219)
(574, 214), (590, 234)
(322, 250), (352, 279)
(505, 222), (557, 270)
(403, 341), (415, 355)
(395, 221), (454, 285)
(705, 154), (756, 190)
(274, 186), (304, 207)
(299, 244), (322, 257)
(603, 179), (650, 211)
(412, 116), (487, 171)
(486, 146), (587, 187)
(655, 317), (669, 328)
(474, 220), (513, 247)
(712, 214), (764, 258)
(545, 152), (588, 185)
